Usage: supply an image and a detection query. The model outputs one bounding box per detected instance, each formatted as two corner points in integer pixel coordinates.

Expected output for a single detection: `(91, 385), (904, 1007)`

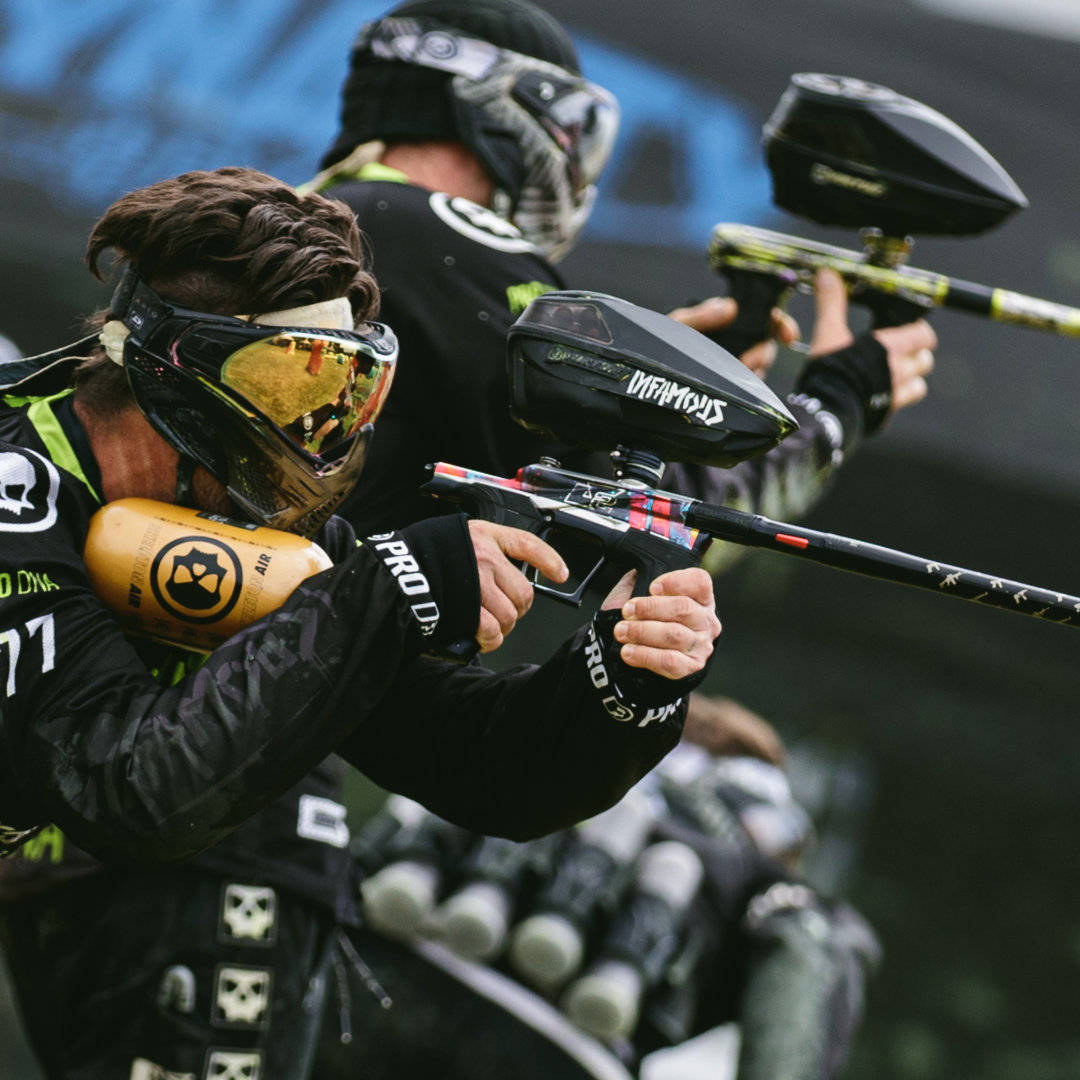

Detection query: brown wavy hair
(77, 167), (378, 410)
(86, 166), (377, 319)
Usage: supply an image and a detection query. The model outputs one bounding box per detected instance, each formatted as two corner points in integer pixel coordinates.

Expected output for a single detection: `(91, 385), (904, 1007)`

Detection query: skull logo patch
(0, 449), (59, 532)
(219, 884), (277, 944)
(203, 1051), (262, 1080)
(212, 965), (272, 1029)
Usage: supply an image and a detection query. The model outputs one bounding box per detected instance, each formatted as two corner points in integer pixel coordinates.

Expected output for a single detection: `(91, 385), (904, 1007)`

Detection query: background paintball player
(305, 0), (934, 768)
(0, 166), (721, 1080)
(310, 0), (936, 543)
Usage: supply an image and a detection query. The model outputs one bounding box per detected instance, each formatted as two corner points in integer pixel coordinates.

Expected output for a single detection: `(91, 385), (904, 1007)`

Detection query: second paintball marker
(424, 290), (1080, 629)
(709, 73), (1080, 353)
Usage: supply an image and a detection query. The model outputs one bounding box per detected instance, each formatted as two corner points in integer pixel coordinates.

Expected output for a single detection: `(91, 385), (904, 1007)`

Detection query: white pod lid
(578, 788), (656, 865)
(360, 860), (439, 939)
(564, 959), (644, 1042)
(383, 794), (432, 829)
(635, 841), (704, 909)
(509, 912), (585, 989)
(438, 882), (512, 962)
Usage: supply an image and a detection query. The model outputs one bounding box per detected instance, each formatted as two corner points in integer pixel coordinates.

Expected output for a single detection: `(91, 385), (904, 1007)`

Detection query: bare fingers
(874, 321), (936, 413)
(468, 521), (569, 652)
(613, 568), (721, 680)
(667, 296), (737, 332)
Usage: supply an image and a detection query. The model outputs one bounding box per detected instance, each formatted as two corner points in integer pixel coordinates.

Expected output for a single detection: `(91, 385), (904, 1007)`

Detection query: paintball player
(307, 0), (936, 545)
(0, 166), (721, 1080)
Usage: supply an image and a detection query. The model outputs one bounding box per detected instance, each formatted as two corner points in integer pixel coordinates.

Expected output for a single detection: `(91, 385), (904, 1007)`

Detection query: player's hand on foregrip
(601, 568), (721, 680)
(467, 520), (569, 653)
(810, 268), (937, 413)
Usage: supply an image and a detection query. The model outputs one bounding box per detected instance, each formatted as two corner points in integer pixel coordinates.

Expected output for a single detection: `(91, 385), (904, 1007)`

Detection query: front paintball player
(0, 165), (721, 1080)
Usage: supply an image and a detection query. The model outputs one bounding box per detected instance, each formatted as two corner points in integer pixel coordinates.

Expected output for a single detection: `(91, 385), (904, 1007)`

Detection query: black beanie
(321, 0), (580, 170)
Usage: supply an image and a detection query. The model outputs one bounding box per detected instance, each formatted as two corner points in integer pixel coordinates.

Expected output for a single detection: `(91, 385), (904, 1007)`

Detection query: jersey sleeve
(339, 612), (702, 841)
(0, 464), (479, 865)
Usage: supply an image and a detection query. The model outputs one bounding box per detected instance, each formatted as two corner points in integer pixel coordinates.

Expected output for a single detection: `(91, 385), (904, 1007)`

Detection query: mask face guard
(109, 271), (397, 534)
(356, 16), (619, 258)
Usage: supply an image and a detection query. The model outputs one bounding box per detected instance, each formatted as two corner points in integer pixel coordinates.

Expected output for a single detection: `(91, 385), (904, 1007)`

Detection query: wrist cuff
(365, 514), (479, 648)
(797, 335), (891, 440)
(588, 609), (710, 720)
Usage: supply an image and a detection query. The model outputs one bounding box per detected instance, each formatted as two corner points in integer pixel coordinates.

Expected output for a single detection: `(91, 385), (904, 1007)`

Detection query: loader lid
(763, 73), (1028, 236)
(506, 291), (797, 468)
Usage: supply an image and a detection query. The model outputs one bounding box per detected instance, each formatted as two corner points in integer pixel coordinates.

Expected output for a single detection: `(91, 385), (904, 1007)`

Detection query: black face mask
(109, 270), (398, 536)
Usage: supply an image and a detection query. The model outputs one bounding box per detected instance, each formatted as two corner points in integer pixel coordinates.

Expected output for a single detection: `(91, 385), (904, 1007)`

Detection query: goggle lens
(219, 331), (394, 460)
(546, 86), (619, 191)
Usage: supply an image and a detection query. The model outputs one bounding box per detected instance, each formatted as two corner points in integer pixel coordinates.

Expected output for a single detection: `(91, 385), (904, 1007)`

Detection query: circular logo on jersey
(428, 191), (536, 253)
(150, 536), (243, 624)
(420, 31), (458, 60)
(0, 449), (60, 533)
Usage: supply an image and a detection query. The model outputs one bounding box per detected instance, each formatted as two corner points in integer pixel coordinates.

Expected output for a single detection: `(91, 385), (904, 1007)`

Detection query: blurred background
(2, 0), (1079, 1076)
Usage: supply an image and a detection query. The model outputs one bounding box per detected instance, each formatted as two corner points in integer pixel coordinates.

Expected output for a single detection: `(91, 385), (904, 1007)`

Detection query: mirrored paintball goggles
(109, 269), (397, 535)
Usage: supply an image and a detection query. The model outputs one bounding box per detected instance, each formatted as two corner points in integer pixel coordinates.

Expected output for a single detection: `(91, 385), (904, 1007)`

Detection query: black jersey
(329, 173), (865, 575)
(0, 375), (690, 893)
(333, 175), (574, 535)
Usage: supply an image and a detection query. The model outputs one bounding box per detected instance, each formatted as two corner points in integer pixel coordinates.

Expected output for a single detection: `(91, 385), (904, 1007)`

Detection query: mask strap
(108, 265), (141, 321)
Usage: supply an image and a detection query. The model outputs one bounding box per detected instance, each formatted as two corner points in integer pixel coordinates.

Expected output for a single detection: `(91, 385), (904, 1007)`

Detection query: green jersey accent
(302, 159), (410, 195)
(355, 162), (410, 185)
(15, 824), (64, 863)
(24, 390), (101, 504)
(507, 281), (556, 315)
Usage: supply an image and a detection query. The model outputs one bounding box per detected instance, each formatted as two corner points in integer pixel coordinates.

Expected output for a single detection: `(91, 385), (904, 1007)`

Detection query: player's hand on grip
(875, 320), (936, 411)
(809, 268), (936, 414)
(467, 520), (569, 653)
(602, 568), (721, 680)
(668, 296), (800, 378)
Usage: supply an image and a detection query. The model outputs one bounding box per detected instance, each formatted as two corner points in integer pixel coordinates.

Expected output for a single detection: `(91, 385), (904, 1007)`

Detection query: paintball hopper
(764, 73), (1028, 236)
(506, 291), (797, 467)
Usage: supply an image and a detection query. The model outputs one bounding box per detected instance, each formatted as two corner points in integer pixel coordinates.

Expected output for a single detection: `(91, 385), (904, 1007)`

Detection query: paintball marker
(423, 290), (1080, 629)
(709, 73), (1080, 355)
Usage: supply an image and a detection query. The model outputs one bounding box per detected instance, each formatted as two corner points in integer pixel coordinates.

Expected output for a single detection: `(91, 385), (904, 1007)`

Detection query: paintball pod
(424, 290), (1080, 629)
(710, 73), (1080, 354)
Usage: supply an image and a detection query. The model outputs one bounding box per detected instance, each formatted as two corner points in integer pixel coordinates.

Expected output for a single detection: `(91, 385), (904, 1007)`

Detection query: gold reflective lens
(221, 333), (385, 457)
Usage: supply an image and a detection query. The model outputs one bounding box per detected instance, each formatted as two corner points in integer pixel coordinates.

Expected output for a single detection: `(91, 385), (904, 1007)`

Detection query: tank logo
(150, 536), (243, 624)
(0, 449), (59, 532)
(810, 162), (887, 199)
